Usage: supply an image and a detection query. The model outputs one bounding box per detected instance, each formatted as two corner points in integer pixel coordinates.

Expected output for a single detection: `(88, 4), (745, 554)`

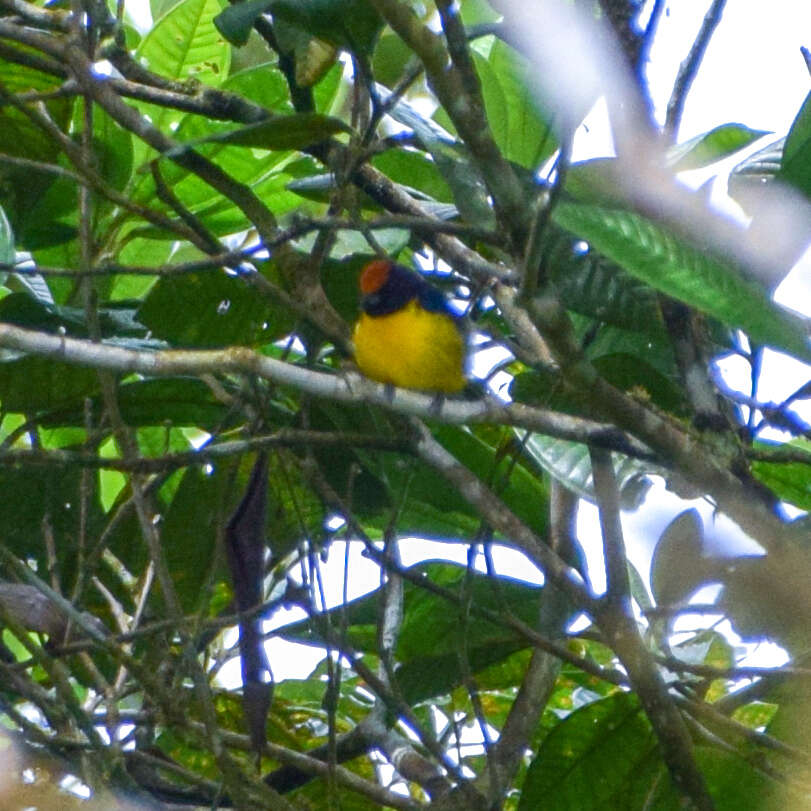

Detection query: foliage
(0, 0), (809, 809)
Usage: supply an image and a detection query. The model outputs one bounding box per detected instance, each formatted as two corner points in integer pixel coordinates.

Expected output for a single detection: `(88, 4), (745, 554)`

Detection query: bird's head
(358, 259), (420, 316)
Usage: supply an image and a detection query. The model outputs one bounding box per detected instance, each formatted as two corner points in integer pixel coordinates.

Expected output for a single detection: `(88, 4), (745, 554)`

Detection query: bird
(353, 259), (466, 393)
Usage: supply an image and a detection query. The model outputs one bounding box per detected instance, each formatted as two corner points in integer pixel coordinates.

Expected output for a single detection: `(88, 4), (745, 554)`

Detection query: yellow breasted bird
(353, 259), (466, 393)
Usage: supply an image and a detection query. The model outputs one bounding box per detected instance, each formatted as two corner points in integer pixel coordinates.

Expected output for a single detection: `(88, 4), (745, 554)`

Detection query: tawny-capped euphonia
(353, 259), (466, 393)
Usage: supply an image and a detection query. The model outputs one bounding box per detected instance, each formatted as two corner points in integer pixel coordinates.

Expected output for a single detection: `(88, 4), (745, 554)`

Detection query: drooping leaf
(225, 453), (272, 753)
(650, 509), (708, 607)
(214, 0), (274, 45)
(553, 202), (811, 362)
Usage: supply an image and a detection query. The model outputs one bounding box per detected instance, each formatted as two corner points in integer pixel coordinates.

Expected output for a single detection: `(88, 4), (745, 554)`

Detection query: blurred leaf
(553, 202), (811, 362)
(650, 509), (706, 607)
(216, 0), (382, 52)
(0, 355), (99, 412)
(371, 31), (413, 87)
(668, 124), (769, 173)
(214, 0), (274, 45)
(158, 459), (240, 612)
(168, 113), (350, 154)
(547, 232), (665, 335)
(475, 40), (557, 170)
(519, 692), (656, 811)
(520, 432), (658, 507)
(138, 269), (290, 347)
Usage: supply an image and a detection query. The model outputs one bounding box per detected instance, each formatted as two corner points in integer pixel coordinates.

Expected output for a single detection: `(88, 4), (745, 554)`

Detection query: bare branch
(665, 0), (728, 140)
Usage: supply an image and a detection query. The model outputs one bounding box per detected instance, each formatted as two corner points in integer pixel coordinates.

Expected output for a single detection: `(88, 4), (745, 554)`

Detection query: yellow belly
(353, 300), (465, 393)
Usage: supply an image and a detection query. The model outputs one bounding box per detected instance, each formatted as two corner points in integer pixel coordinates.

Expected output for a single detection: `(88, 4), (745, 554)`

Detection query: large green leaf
(137, 266), (292, 348)
(475, 40), (557, 170)
(546, 231), (664, 335)
(134, 0), (230, 164)
(553, 202), (811, 362)
(518, 692), (655, 810)
(138, 0), (230, 85)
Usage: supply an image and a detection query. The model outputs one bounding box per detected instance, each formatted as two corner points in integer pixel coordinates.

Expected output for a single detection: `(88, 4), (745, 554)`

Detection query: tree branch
(665, 0), (728, 140)
(589, 450), (713, 810)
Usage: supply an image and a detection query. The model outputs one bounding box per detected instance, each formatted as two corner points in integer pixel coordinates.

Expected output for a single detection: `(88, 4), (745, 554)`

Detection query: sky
(154, 0), (811, 681)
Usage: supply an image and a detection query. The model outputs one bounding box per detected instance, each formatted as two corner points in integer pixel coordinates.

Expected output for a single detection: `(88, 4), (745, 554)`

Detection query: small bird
(353, 259), (466, 393)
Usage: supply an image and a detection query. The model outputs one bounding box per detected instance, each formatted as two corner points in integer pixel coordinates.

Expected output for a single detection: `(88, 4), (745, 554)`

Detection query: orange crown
(359, 259), (392, 295)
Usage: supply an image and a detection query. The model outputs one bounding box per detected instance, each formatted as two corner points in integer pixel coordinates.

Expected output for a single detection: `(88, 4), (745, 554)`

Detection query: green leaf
(169, 112), (350, 153)
(751, 439), (811, 510)
(553, 202), (811, 362)
(138, 0), (230, 84)
(630, 747), (780, 810)
(134, 0), (231, 162)
(519, 692), (656, 811)
(159, 461), (239, 613)
(668, 123), (769, 173)
(138, 268), (292, 348)
(372, 31), (413, 88)
(371, 149), (453, 204)
(521, 432), (656, 509)
(434, 424), (550, 539)
(0, 355), (99, 413)
(547, 231), (664, 335)
(36, 378), (232, 429)
(476, 40), (557, 170)
(780, 90), (811, 200)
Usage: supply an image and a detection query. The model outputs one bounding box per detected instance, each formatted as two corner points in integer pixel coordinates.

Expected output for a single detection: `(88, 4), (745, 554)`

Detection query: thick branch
(590, 454), (712, 810)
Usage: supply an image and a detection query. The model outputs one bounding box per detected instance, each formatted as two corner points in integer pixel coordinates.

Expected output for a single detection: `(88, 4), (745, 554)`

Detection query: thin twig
(665, 0), (728, 139)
